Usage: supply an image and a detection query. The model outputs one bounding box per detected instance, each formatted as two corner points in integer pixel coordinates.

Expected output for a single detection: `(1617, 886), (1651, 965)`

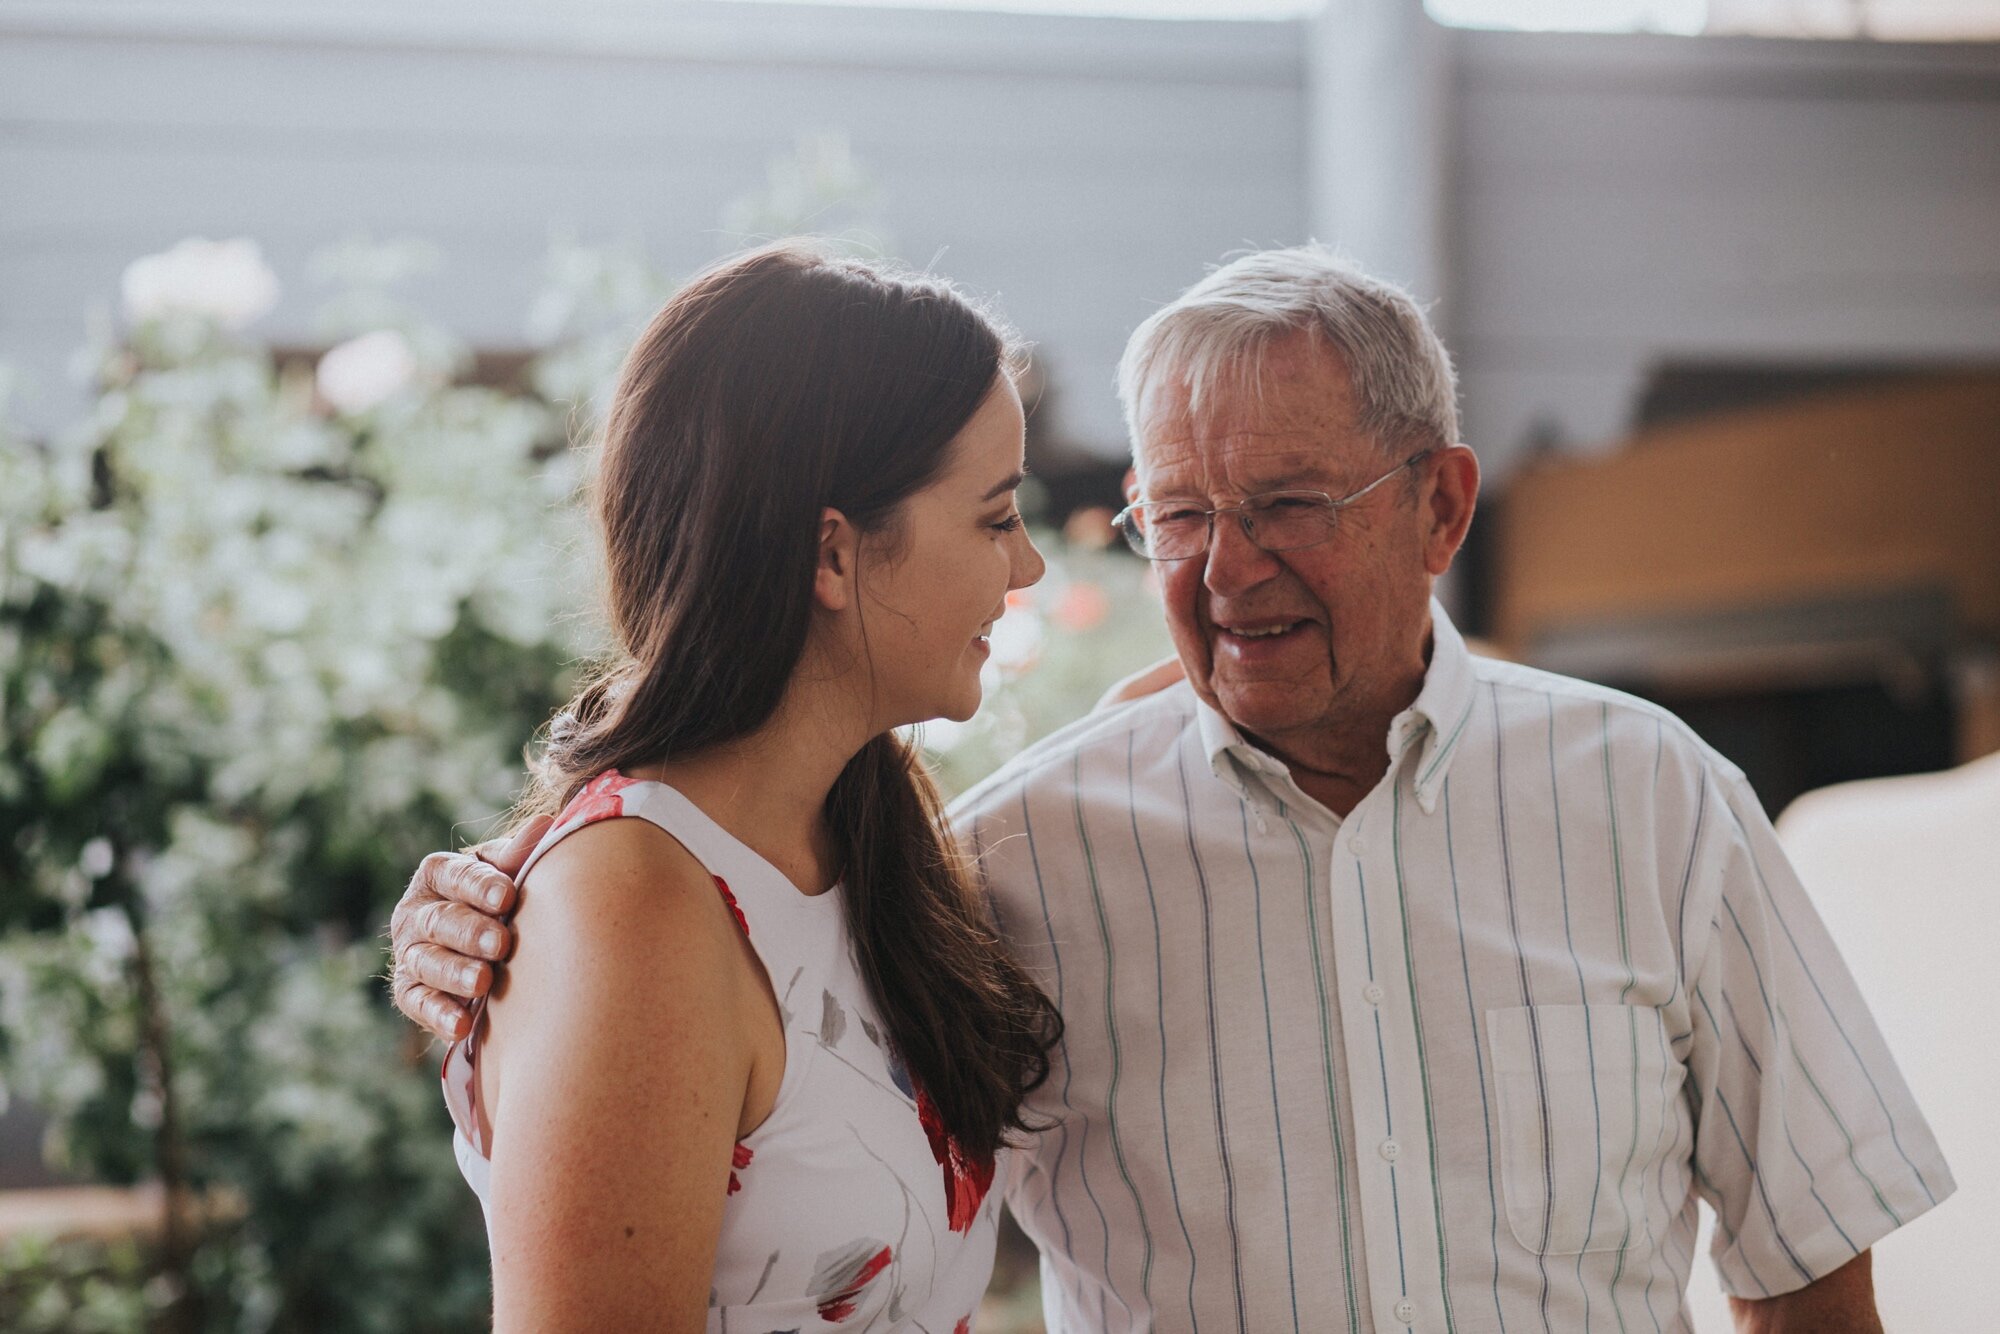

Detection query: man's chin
(1210, 680), (1325, 738)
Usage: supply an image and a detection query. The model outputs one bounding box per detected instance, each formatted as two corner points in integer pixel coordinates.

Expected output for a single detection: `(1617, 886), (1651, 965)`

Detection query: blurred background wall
(1441, 29), (2000, 470)
(0, 0), (1308, 452)
(9, 2), (1997, 469)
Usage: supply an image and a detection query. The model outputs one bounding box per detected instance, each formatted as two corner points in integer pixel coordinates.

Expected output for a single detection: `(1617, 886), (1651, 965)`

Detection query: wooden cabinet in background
(1493, 372), (2000, 773)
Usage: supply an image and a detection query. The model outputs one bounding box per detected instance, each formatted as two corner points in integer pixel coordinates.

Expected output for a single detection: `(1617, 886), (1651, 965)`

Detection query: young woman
(438, 241), (1062, 1331)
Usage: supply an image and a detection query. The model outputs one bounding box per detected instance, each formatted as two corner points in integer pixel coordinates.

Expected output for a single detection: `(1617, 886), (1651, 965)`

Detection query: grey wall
(1440, 30), (2000, 477)
(0, 0), (1309, 451)
(7, 3), (1998, 472)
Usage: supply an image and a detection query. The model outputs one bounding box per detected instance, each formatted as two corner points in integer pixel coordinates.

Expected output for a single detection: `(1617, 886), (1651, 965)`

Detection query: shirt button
(1379, 1138), (1401, 1163)
(1394, 1297), (1416, 1323)
(1349, 833), (1368, 856)
(1362, 982), (1386, 1006)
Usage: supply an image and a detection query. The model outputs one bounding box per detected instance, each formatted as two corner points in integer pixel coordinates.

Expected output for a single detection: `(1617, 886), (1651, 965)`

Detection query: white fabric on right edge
(1682, 755), (1994, 1331)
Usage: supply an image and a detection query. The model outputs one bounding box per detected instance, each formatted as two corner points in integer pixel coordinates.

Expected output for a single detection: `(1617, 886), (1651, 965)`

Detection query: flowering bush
(0, 233), (599, 1329)
(0, 139), (1165, 1330)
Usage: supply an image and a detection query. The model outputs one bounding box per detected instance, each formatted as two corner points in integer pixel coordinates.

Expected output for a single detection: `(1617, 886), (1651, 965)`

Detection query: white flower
(987, 608), (1044, 672)
(80, 906), (136, 962)
(78, 837), (115, 880)
(315, 330), (416, 415)
(121, 237), (280, 329)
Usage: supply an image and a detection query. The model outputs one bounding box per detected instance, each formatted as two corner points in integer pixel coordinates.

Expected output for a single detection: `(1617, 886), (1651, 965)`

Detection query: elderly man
(389, 246), (1949, 1332)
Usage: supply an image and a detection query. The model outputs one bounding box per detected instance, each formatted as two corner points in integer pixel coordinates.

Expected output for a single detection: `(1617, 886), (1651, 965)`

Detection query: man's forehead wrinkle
(1150, 378), (1354, 447)
(1137, 435), (1347, 500)
(1139, 392), (1355, 459)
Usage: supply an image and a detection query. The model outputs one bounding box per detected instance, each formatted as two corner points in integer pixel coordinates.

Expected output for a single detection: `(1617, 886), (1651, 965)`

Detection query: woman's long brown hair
(522, 240), (1059, 1159)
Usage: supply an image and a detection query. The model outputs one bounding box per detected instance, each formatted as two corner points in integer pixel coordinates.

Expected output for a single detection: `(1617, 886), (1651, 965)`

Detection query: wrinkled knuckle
(400, 942), (439, 987)
(444, 905), (487, 955)
(426, 943), (481, 994)
(424, 904), (461, 952)
(390, 886), (428, 934)
(430, 995), (466, 1039)
(461, 865), (497, 904)
(409, 897), (438, 939)
(445, 853), (488, 897)
(391, 902), (420, 948)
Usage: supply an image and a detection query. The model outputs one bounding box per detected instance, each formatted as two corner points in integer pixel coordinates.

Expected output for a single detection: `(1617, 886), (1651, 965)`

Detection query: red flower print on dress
(955, 1318), (971, 1334)
(916, 1087), (995, 1233)
(726, 1141), (753, 1196)
(809, 1240), (893, 1323)
(558, 770), (644, 828)
(711, 875), (749, 938)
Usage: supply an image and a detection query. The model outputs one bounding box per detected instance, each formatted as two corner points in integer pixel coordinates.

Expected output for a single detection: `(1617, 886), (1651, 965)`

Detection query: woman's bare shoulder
(498, 816), (743, 1004)
(477, 816), (756, 1326)
(525, 815), (714, 903)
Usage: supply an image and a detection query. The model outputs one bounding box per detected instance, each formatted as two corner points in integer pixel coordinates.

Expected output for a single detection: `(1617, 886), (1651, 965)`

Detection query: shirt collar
(1400, 598), (1479, 815)
(1193, 597), (1479, 817)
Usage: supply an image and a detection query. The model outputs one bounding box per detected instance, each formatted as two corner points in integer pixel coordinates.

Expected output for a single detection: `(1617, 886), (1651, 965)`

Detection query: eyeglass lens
(1128, 493), (1336, 560)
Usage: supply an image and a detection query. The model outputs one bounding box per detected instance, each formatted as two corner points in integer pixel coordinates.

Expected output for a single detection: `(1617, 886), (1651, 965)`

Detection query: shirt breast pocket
(1486, 1003), (1686, 1256)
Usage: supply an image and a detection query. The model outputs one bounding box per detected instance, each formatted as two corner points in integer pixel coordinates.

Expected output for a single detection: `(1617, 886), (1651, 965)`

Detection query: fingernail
(479, 930), (503, 955)
(486, 886), (507, 909)
(459, 966), (482, 991)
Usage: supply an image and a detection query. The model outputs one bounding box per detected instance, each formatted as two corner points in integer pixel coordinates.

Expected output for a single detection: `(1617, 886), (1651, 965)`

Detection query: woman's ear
(814, 508), (859, 613)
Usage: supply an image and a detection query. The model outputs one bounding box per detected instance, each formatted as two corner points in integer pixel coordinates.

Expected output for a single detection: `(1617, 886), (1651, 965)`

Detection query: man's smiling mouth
(1216, 617), (1313, 641)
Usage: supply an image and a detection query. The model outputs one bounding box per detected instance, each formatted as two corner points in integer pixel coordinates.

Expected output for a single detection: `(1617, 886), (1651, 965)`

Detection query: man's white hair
(1116, 243), (1460, 457)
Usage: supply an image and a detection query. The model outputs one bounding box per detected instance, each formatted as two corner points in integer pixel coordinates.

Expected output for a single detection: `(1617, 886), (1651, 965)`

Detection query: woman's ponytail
(827, 734), (1060, 1160)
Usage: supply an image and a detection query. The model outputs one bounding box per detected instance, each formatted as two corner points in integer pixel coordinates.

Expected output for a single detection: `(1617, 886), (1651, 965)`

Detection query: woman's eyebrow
(981, 469), (1026, 502)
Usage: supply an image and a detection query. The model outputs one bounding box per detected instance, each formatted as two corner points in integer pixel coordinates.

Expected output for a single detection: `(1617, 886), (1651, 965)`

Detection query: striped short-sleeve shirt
(951, 600), (1951, 1334)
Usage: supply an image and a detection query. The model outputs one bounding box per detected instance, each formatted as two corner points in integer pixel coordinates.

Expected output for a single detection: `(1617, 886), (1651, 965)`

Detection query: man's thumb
(474, 813), (553, 876)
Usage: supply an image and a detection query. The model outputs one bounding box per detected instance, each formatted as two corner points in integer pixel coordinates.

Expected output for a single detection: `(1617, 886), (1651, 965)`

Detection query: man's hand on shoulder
(387, 816), (547, 1040)
(1093, 655), (1185, 712)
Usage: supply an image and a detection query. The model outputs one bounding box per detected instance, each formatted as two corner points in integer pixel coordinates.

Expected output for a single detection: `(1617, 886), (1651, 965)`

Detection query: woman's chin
(933, 678), (985, 726)
(898, 696), (980, 735)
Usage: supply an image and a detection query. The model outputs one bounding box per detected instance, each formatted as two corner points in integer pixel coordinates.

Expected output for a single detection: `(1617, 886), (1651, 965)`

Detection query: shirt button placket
(1331, 802), (1412, 1334)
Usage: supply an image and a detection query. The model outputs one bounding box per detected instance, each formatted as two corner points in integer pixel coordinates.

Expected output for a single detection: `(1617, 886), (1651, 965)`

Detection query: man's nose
(1202, 512), (1281, 597)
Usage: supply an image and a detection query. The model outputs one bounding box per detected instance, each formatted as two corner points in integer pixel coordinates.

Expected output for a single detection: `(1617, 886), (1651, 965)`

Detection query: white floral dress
(443, 772), (1003, 1332)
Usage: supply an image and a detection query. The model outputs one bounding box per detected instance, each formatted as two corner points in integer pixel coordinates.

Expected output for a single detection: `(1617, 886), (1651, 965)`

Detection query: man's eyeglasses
(1112, 449), (1435, 562)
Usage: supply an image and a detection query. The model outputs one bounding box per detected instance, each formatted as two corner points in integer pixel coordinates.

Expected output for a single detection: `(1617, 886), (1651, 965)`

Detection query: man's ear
(1123, 467), (1140, 504)
(814, 508), (860, 613)
(1423, 444), (1480, 578)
